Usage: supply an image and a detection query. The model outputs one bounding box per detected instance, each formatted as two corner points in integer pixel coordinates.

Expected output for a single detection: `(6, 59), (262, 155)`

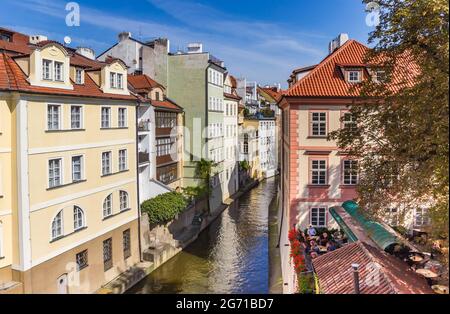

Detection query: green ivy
(141, 192), (189, 225)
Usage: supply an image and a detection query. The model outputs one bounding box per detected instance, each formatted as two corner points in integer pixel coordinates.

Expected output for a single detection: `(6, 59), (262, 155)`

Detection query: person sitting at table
(309, 240), (320, 255)
(319, 232), (329, 246)
(307, 225), (317, 237)
(326, 241), (337, 252)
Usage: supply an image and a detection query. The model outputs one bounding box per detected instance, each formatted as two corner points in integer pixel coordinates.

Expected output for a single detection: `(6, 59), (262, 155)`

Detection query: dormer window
(42, 59), (64, 82)
(110, 72), (124, 89)
(54, 62), (64, 82)
(374, 70), (386, 83)
(75, 68), (84, 84)
(348, 70), (361, 83)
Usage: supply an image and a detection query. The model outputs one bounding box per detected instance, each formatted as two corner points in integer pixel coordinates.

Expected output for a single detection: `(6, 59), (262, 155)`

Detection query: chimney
(329, 33), (349, 54)
(118, 32), (132, 42)
(351, 263), (361, 294)
(76, 47), (96, 60)
(29, 35), (48, 44)
(187, 42), (203, 54)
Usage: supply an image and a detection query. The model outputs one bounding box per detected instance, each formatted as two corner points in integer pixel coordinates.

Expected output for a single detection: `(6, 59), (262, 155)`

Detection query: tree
(182, 158), (215, 214)
(330, 0), (449, 265)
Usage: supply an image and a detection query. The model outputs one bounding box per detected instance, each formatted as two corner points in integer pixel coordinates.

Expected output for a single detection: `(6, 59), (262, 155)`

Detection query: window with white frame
(414, 208), (430, 228)
(118, 108), (127, 128)
(156, 138), (174, 157)
(311, 159), (327, 185)
(101, 107), (111, 128)
(102, 152), (112, 176)
(42, 59), (52, 80)
(75, 68), (84, 84)
(348, 70), (361, 83)
(47, 104), (61, 130)
(71, 106), (82, 129)
(117, 73), (123, 89)
(311, 207), (327, 227)
(49, 158), (62, 188)
(110, 72), (123, 89)
(343, 112), (356, 132)
(54, 61), (64, 82)
(72, 155), (83, 182)
(110, 72), (116, 89)
(51, 210), (63, 240)
(311, 112), (327, 136)
(119, 149), (127, 171)
(76, 250), (88, 271)
(343, 160), (358, 185)
(73, 206), (85, 230)
(103, 194), (113, 218)
(119, 191), (129, 211)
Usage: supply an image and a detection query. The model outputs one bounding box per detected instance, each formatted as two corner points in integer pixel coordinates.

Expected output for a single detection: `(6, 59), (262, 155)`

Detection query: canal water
(128, 177), (278, 294)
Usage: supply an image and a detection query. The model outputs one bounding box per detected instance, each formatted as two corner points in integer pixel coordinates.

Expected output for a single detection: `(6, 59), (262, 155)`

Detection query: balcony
(139, 151), (150, 166)
(138, 120), (151, 133)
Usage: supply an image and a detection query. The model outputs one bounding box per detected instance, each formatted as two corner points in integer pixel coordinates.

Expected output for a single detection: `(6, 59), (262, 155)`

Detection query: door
(57, 274), (68, 294)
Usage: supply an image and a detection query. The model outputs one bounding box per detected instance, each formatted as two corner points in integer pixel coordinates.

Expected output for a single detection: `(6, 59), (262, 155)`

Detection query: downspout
(205, 63), (211, 214)
(135, 101), (143, 262)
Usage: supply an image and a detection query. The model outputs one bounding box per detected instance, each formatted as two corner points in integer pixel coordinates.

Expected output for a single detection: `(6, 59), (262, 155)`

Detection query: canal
(128, 177), (278, 294)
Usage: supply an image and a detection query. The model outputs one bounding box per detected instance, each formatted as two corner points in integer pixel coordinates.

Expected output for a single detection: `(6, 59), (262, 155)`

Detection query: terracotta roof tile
(152, 99), (182, 111)
(284, 40), (419, 98)
(128, 74), (164, 91)
(312, 242), (434, 294)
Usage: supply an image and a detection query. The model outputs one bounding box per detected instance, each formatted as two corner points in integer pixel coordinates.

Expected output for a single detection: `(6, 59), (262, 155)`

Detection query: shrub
(141, 192), (189, 225)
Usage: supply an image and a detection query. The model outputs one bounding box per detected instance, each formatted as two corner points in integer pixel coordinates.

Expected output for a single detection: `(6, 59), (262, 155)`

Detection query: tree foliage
(141, 192), (189, 225)
(330, 0), (449, 261)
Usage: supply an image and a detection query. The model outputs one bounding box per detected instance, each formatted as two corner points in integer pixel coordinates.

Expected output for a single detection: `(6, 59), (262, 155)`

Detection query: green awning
(342, 201), (400, 250)
(329, 207), (359, 243)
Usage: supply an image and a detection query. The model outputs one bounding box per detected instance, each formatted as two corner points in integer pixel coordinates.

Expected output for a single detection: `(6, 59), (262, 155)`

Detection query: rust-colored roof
(229, 75), (238, 88)
(152, 99), (182, 112)
(259, 87), (282, 102)
(284, 40), (419, 98)
(224, 92), (241, 101)
(128, 74), (164, 91)
(0, 52), (136, 101)
(312, 242), (434, 294)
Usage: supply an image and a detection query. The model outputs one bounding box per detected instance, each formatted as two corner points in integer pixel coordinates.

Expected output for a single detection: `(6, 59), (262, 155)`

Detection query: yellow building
(0, 29), (140, 293)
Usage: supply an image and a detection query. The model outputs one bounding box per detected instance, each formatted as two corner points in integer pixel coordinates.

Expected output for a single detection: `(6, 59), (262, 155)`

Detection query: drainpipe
(351, 263), (360, 294)
(136, 102), (143, 262)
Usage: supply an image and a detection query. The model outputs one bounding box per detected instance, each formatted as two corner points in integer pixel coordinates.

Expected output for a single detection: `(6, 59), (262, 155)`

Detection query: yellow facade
(0, 43), (140, 294)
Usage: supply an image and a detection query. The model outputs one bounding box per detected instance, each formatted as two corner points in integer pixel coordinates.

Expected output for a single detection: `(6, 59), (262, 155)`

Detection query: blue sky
(0, 0), (373, 87)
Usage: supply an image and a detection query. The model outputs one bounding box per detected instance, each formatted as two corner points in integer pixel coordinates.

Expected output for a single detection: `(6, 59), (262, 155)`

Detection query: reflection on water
(128, 178), (277, 294)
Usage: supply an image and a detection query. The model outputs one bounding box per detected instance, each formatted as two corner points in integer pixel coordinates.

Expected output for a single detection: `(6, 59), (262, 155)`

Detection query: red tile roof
(312, 242), (434, 294)
(152, 99), (182, 112)
(128, 74), (164, 91)
(0, 52), (136, 101)
(224, 92), (241, 101)
(284, 40), (419, 98)
(259, 87), (282, 102)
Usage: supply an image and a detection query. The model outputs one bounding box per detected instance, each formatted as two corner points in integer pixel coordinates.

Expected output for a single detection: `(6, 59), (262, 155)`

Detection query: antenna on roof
(138, 26), (142, 42)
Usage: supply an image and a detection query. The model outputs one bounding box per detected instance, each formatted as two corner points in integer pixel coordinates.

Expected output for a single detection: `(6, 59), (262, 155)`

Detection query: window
(42, 59), (52, 80)
(311, 112), (327, 136)
(71, 106), (82, 129)
(110, 72), (116, 89)
(374, 70), (386, 83)
(118, 108), (127, 128)
(343, 112), (356, 132)
(155, 91), (160, 101)
(311, 207), (327, 227)
(73, 206), (85, 230)
(117, 73), (123, 89)
(119, 149), (127, 171)
(54, 62), (64, 82)
(103, 194), (113, 218)
(343, 160), (358, 185)
(119, 191), (129, 211)
(103, 238), (113, 271)
(49, 158), (62, 188)
(157, 164), (177, 184)
(72, 155), (83, 182)
(385, 208), (399, 226)
(102, 152), (111, 176)
(47, 105), (61, 130)
(155, 112), (176, 128)
(311, 160), (327, 185)
(51, 210), (63, 240)
(123, 229), (131, 259)
(348, 71), (361, 83)
(75, 69), (83, 84)
(156, 138), (174, 157)
(76, 250), (88, 271)
(414, 208), (430, 228)
(101, 107), (111, 128)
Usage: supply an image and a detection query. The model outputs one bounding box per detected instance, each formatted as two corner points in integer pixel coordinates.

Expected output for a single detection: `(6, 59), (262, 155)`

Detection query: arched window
(52, 210), (63, 240)
(119, 191), (129, 211)
(73, 206), (85, 230)
(103, 194), (112, 218)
